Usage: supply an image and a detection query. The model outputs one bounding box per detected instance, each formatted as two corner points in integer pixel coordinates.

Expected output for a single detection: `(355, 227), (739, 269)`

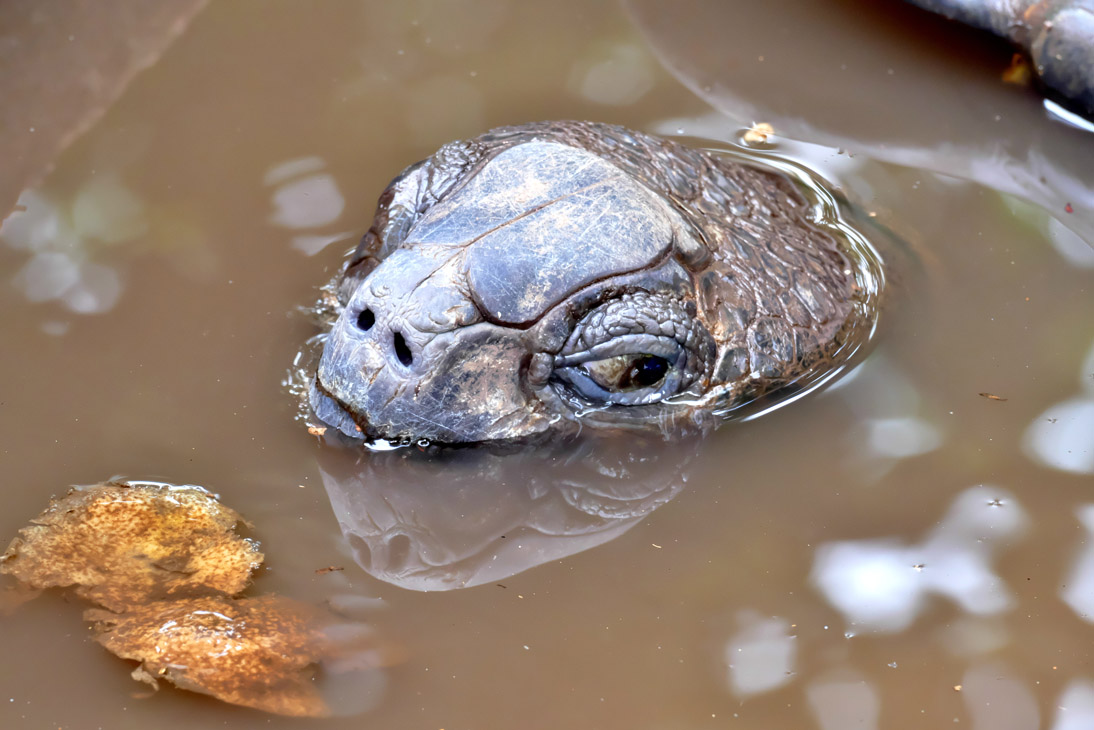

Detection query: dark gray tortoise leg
(907, 0), (1094, 119)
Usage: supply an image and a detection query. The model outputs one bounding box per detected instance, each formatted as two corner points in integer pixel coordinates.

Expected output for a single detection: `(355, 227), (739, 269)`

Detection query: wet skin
(310, 121), (879, 445)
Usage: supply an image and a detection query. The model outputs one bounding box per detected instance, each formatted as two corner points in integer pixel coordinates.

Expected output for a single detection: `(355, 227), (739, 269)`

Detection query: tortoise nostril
(392, 332), (413, 366)
(356, 308), (375, 331)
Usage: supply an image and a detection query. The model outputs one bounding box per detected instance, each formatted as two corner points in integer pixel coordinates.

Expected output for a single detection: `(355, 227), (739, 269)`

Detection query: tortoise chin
(310, 121), (881, 445)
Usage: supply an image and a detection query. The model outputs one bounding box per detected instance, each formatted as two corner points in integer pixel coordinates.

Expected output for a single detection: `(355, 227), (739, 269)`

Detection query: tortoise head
(312, 138), (717, 444)
(310, 122), (875, 445)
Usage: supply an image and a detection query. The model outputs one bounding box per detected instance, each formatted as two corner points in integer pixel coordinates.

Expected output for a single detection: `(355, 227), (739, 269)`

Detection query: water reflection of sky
(1048, 216), (1094, 269)
(718, 326), (1094, 728)
(1061, 505), (1094, 623)
(812, 486), (1028, 633)
(724, 611), (796, 697)
(0, 154), (356, 329)
(1024, 337), (1094, 475)
(1054, 679), (1094, 730)
(1, 181), (137, 319)
(828, 356), (945, 482)
(566, 40), (655, 107)
(723, 484), (1094, 729)
(806, 671), (879, 730)
(264, 156), (355, 257)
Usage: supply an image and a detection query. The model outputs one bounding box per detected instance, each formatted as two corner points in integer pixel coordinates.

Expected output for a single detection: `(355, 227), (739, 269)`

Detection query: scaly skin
(310, 121), (879, 444)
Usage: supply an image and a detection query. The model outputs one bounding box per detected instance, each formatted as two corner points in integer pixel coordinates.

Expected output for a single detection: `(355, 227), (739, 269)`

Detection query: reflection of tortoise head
(316, 435), (695, 591)
(311, 121), (882, 445)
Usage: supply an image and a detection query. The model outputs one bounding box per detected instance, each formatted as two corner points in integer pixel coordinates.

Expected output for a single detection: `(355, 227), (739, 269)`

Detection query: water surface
(2, 1), (1093, 728)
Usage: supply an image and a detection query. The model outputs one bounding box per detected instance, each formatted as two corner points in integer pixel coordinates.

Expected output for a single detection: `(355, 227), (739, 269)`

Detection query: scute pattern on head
(311, 121), (877, 444)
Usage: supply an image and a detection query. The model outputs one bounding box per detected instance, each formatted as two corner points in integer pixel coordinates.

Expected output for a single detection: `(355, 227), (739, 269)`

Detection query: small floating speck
(1001, 54), (1032, 85)
(743, 122), (774, 144)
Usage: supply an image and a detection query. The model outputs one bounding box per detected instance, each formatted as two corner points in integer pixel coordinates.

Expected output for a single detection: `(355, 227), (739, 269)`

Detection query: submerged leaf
(0, 480), (262, 611)
(87, 594), (389, 717)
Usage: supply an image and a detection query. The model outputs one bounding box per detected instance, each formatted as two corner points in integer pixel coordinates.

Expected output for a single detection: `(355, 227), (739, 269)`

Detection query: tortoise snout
(348, 301), (418, 371)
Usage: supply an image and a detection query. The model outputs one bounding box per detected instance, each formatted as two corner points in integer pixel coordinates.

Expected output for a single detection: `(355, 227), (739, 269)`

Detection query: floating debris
(88, 594), (389, 718)
(1001, 54), (1032, 86)
(1, 479), (396, 717)
(0, 479), (261, 612)
(742, 122), (775, 144)
(978, 392), (1008, 401)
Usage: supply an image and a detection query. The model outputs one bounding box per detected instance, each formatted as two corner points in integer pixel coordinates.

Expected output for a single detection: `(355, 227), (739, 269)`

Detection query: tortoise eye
(549, 292), (713, 407)
(581, 354), (670, 392)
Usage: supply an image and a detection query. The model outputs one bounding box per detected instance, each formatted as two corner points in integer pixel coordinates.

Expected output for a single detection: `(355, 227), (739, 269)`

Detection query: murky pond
(2, 1), (1093, 728)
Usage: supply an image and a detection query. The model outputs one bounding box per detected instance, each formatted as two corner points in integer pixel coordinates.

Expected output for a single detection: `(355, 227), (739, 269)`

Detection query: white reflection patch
(61, 260), (122, 314)
(805, 671), (879, 730)
(71, 175), (149, 245)
(291, 232), (356, 257)
(0, 189), (61, 251)
(1052, 679), (1094, 730)
(1024, 398), (1094, 475)
(961, 663), (1039, 730)
(1024, 338), (1094, 474)
(812, 486), (1027, 632)
(724, 611), (796, 697)
(268, 173), (346, 229)
(1061, 505), (1094, 622)
(18, 251), (80, 302)
(567, 42), (654, 107)
(1083, 340), (1094, 395)
(1045, 98), (1094, 134)
(838, 356), (945, 469)
(264, 156), (325, 186)
(1048, 217), (1094, 268)
(3, 184), (135, 317)
(811, 540), (923, 631)
(865, 417), (942, 458)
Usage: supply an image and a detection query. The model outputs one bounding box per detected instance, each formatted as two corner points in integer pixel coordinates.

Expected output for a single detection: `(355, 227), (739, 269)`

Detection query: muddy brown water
(2, 1), (1094, 728)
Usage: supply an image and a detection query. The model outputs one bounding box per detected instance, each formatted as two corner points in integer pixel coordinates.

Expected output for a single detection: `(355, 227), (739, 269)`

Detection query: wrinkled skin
(311, 121), (877, 444)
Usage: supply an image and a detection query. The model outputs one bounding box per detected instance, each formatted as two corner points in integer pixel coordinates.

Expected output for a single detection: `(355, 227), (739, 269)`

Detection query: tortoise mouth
(309, 377), (371, 440)
(309, 376), (462, 448)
